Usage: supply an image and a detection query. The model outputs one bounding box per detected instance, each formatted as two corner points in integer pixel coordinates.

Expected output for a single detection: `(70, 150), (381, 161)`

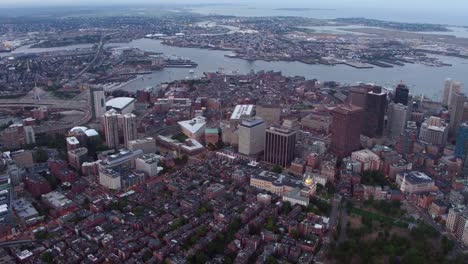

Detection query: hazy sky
(1, 0), (468, 9)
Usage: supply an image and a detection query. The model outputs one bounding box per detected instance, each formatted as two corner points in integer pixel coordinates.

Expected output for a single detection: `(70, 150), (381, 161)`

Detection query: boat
(189, 70), (195, 74)
(164, 56), (198, 68)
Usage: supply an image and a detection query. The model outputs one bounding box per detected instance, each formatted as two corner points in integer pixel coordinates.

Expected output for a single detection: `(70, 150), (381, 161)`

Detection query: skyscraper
(330, 104), (364, 158)
(348, 86), (369, 108)
(348, 85), (387, 138)
(395, 121), (418, 156)
(104, 112), (120, 149)
(455, 123), (468, 158)
(264, 126), (297, 167)
(443, 79), (462, 106)
(238, 117), (266, 156)
(0, 175), (13, 234)
(449, 92), (467, 136)
(123, 113), (138, 149)
(388, 103), (408, 139)
(364, 90), (387, 138)
(418, 116), (449, 146)
(394, 83), (409, 106)
(90, 87), (106, 119)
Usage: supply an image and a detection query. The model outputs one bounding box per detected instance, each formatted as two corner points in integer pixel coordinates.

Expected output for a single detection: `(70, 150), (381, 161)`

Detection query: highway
(0, 93), (92, 133)
(0, 98), (85, 110)
(0, 240), (39, 248)
(73, 33), (111, 80)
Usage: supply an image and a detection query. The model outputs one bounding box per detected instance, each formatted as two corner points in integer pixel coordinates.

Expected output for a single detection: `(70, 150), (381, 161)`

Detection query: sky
(1, 0), (468, 9)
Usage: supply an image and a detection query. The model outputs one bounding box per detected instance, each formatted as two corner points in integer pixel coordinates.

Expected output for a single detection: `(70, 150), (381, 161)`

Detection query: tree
(441, 236), (454, 255)
(290, 229), (299, 239)
(361, 170), (388, 186)
(401, 248), (425, 264)
(265, 256), (278, 264)
(272, 165), (282, 174)
(325, 181), (336, 195)
(40, 251), (54, 264)
(282, 201), (292, 214)
(265, 217), (277, 232)
(34, 148), (49, 163)
(194, 251), (208, 264)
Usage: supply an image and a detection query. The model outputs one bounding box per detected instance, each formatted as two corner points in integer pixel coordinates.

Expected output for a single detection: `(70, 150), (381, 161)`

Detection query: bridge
(0, 98), (87, 110)
(0, 93), (93, 133)
(0, 239), (39, 248)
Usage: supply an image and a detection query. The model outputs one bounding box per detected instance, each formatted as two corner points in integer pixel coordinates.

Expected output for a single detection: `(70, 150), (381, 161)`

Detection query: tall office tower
(395, 122), (418, 156)
(23, 126), (36, 145)
(0, 175), (12, 233)
(394, 83), (409, 105)
(264, 126), (297, 167)
(349, 85), (382, 106)
(330, 104), (364, 158)
(455, 123), (468, 158)
(123, 113), (138, 149)
(449, 92), (467, 136)
(443, 79), (452, 106)
(90, 87), (106, 119)
(364, 90), (387, 138)
(238, 117), (266, 156)
(418, 116), (449, 146)
(387, 103), (408, 139)
(461, 103), (468, 122)
(451, 82), (463, 105)
(463, 155), (468, 179)
(104, 112), (120, 149)
(348, 85), (386, 138)
(348, 86), (369, 108)
(443, 79), (463, 106)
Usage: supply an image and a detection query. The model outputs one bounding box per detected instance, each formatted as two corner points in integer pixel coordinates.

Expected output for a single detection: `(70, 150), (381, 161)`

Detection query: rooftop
(402, 171), (434, 184)
(66, 137), (80, 145)
(106, 97), (135, 110)
(254, 171), (303, 188)
(41, 191), (73, 209)
(138, 153), (164, 164)
(84, 129), (99, 137)
(178, 116), (206, 135)
(241, 117), (264, 128)
(205, 128), (219, 134)
(230, 104), (254, 120)
(70, 126), (88, 133)
(180, 138), (204, 151)
(103, 149), (143, 166)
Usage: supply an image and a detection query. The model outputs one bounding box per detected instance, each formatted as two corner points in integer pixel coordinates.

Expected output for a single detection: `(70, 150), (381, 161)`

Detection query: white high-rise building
(23, 126), (35, 145)
(418, 116), (449, 145)
(238, 117), (266, 156)
(449, 92), (467, 136)
(90, 87), (106, 119)
(443, 79), (462, 106)
(387, 103), (408, 139)
(103, 112), (120, 149)
(123, 113), (137, 148)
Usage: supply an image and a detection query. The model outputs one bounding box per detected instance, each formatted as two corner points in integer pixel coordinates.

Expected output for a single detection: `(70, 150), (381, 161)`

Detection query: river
(114, 38), (468, 100)
(3, 37), (468, 100)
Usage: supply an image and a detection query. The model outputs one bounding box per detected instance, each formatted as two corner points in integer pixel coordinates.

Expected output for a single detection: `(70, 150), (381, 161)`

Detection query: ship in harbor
(164, 56), (198, 68)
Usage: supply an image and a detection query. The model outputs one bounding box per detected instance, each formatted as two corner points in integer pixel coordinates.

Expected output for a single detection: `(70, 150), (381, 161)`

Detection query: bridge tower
(33, 83), (41, 101)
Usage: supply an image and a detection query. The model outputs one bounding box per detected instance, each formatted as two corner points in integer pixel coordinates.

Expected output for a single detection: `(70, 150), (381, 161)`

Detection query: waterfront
(117, 38), (468, 99)
(3, 37), (468, 100)
(189, 5), (468, 26)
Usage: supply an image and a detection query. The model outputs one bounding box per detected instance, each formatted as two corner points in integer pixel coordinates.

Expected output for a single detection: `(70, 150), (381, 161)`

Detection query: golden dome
(304, 176), (314, 186)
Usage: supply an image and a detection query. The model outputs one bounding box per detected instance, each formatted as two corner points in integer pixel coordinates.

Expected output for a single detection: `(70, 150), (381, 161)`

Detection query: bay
(117, 38), (468, 100)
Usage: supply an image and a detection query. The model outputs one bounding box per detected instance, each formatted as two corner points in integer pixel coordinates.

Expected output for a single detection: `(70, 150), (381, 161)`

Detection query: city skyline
(0, 2), (468, 263)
